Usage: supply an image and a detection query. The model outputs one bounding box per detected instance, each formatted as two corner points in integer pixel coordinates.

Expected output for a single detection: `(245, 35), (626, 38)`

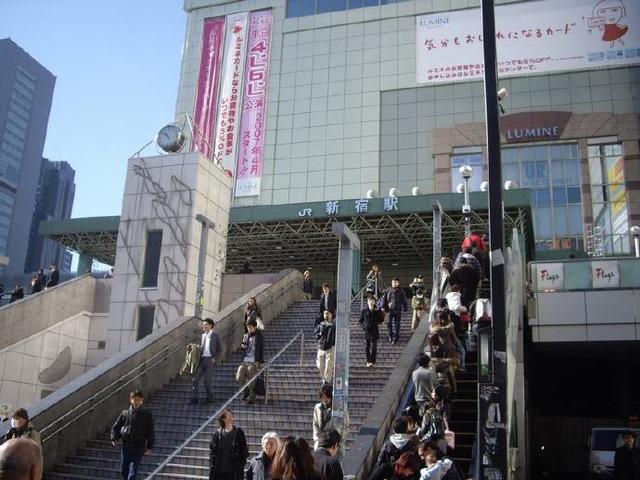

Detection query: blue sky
(1, 0), (186, 218)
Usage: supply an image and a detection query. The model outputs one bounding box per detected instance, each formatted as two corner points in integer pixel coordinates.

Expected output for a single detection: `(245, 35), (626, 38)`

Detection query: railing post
(300, 332), (305, 366)
(264, 364), (269, 406)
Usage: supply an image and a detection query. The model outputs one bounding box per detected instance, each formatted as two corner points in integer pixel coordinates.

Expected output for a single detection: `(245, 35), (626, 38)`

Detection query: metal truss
(47, 231), (118, 265)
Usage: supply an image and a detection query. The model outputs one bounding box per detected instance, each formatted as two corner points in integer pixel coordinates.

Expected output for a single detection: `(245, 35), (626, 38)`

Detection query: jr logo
(540, 270), (560, 282)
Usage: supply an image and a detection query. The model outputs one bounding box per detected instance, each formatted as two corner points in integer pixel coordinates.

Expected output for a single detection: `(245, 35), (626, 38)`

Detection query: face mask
(10, 418), (21, 428)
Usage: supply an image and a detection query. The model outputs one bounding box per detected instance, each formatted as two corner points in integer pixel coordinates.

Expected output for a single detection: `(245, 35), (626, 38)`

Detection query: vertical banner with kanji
(213, 12), (249, 172)
(416, 0), (640, 84)
(191, 17), (226, 158)
(235, 9), (273, 197)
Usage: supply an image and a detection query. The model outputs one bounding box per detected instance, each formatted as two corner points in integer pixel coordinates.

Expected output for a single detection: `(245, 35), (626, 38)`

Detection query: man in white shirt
(190, 318), (221, 405)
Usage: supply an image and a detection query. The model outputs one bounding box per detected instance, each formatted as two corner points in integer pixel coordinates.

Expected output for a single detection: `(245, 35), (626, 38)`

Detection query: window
(450, 152), (483, 192)
(588, 142), (629, 255)
(141, 230), (163, 287)
(137, 306), (155, 340)
(287, 0), (410, 17)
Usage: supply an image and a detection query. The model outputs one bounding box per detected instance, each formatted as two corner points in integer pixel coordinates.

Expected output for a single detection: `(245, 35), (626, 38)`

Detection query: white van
(589, 427), (640, 477)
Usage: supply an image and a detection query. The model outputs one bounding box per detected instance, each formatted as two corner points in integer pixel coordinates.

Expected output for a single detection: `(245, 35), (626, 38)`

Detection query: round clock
(156, 123), (185, 153)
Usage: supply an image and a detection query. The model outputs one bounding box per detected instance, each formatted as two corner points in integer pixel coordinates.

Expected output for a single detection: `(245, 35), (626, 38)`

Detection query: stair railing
(144, 329), (305, 480)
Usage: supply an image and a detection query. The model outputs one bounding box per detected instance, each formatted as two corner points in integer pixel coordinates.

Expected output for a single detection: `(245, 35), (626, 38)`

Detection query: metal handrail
(144, 329), (305, 480)
(40, 338), (192, 442)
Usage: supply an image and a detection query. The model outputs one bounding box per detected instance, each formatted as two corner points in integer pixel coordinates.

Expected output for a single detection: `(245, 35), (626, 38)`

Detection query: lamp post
(631, 225), (640, 258)
(459, 164), (473, 237)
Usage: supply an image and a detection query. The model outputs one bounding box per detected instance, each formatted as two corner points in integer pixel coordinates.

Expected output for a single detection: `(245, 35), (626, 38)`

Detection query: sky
(0, 0), (186, 219)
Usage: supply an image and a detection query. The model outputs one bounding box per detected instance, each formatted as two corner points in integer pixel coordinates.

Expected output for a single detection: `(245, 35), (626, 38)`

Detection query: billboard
(416, 0), (640, 84)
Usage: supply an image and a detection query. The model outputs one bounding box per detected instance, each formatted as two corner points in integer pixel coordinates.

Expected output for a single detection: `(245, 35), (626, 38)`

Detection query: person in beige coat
(4, 408), (43, 479)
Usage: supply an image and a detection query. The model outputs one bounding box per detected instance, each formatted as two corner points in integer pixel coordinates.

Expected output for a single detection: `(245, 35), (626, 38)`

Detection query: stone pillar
(106, 152), (232, 354)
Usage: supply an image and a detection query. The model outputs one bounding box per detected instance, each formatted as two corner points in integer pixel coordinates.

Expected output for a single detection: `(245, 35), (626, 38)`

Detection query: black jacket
(47, 269), (60, 288)
(315, 320), (336, 351)
(319, 291), (337, 315)
(359, 307), (380, 339)
(615, 445), (640, 480)
(210, 427), (249, 480)
(303, 278), (314, 294)
(384, 288), (408, 313)
(110, 406), (155, 449)
(376, 434), (418, 466)
(245, 451), (273, 480)
(312, 448), (344, 480)
(241, 330), (264, 364)
(369, 463), (405, 480)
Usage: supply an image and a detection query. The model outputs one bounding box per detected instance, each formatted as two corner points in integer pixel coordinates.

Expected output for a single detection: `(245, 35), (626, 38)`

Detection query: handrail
(144, 329), (305, 480)
(39, 338), (191, 442)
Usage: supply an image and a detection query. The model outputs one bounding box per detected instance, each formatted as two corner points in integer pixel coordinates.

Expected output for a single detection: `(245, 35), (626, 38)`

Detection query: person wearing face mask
(3, 409), (42, 480)
(246, 431), (280, 480)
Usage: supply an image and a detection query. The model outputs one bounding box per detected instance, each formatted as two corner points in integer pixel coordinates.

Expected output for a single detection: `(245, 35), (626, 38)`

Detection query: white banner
(535, 263), (565, 290)
(213, 12), (249, 172)
(416, 0), (640, 84)
(591, 260), (620, 288)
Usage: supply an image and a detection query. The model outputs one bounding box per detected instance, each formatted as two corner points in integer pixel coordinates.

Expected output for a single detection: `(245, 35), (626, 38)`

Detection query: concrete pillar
(106, 152), (232, 354)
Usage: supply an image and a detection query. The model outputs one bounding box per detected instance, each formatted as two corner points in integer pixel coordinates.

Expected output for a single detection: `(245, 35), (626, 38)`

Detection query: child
(315, 310), (336, 384)
(411, 287), (429, 333)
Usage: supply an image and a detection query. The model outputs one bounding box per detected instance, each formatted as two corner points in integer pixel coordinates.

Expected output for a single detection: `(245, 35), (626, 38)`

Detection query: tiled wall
(0, 312), (107, 413)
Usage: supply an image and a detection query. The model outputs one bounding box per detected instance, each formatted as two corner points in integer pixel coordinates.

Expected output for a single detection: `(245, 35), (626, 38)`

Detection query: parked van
(589, 427), (640, 477)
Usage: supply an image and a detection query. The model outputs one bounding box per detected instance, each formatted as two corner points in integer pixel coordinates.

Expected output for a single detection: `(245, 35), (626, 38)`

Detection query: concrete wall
(108, 152), (232, 354)
(219, 272), (280, 308)
(0, 269), (302, 473)
(0, 275), (110, 351)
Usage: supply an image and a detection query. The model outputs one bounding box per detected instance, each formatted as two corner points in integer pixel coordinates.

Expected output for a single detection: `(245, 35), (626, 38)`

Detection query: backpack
(421, 408), (446, 441)
(412, 295), (427, 310)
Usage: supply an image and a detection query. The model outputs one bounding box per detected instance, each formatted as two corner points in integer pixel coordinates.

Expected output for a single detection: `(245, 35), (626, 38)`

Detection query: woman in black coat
(209, 409), (248, 480)
(359, 296), (382, 367)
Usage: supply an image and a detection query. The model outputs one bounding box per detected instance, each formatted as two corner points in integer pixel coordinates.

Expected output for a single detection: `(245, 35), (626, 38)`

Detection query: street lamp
(459, 165), (473, 236)
(631, 225), (640, 258)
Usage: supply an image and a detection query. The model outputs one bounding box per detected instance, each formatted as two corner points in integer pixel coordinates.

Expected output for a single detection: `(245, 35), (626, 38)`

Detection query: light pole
(631, 225), (640, 258)
(458, 164), (473, 237)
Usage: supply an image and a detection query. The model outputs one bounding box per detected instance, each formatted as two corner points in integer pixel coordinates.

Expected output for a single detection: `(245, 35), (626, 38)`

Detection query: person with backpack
(411, 287), (429, 333)
(377, 418), (419, 466)
(315, 310), (336, 384)
(110, 390), (154, 480)
(365, 264), (383, 299)
(209, 409), (249, 480)
(384, 278), (408, 344)
(359, 295), (382, 367)
(417, 386), (448, 454)
(312, 385), (334, 450)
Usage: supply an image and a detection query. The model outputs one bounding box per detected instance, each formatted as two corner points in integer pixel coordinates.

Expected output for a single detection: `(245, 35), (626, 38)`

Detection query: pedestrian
(4, 408), (42, 479)
(377, 418), (419, 466)
(303, 270), (314, 300)
(110, 390), (154, 480)
(365, 264), (383, 299)
(384, 278), (408, 344)
(417, 386), (448, 454)
(315, 310), (336, 385)
(236, 317), (264, 404)
(410, 275), (425, 296)
(413, 353), (437, 408)
(46, 263), (59, 288)
(246, 431), (279, 480)
(438, 257), (453, 295)
(411, 288), (429, 333)
(359, 296), (381, 367)
(370, 451), (422, 480)
(9, 284), (24, 303)
(318, 284), (337, 319)
(417, 440), (456, 480)
(614, 430), (640, 480)
(190, 318), (221, 405)
(271, 436), (320, 480)
(31, 272), (43, 294)
(244, 297), (262, 332)
(448, 258), (479, 309)
(0, 438), (42, 480)
(104, 267), (114, 279)
(312, 429), (344, 480)
(209, 409), (249, 480)
(312, 385), (334, 450)
(432, 310), (466, 372)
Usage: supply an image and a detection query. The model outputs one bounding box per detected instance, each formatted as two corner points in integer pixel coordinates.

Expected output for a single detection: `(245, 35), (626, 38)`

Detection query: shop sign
(535, 263), (564, 290)
(591, 260), (620, 288)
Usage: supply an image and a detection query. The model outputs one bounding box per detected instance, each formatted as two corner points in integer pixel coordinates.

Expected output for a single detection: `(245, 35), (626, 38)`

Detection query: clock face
(156, 124), (185, 153)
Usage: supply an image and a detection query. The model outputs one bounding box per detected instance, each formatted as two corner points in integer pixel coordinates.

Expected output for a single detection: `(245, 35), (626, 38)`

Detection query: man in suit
(318, 283), (337, 318)
(46, 264), (59, 288)
(190, 318), (221, 405)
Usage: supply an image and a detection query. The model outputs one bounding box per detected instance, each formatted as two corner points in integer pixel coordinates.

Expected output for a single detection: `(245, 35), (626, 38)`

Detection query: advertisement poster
(416, 0), (640, 83)
(535, 262), (565, 290)
(212, 12), (249, 172)
(191, 17), (226, 158)
(591, 260), (620, 288)
(235, 9), (273, 197)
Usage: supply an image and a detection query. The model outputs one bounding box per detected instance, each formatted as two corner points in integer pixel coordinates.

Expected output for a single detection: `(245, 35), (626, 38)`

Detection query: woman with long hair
(271, 436), (320, 480)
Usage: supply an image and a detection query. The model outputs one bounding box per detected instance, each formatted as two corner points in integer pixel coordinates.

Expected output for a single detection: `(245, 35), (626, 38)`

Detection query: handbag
(445, 429), (455, 450)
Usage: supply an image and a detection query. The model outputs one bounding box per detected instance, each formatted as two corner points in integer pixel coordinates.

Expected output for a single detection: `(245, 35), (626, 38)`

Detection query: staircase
(44, 300), (412, 479)
(448, 350), (478, 474)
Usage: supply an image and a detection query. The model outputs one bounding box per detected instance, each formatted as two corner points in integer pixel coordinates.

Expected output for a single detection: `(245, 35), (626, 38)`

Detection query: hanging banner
(191, 17), (226, 158)
(213, 12), (249, 172)
(591, 260), (620, 288)
(235, 9), (273, 197)
(416, 0), (640, 84)
(535, 263), (565, 290)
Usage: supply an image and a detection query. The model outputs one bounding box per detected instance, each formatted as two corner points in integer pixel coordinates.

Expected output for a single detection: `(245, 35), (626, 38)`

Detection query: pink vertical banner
(191, 17), (226, 158)
(235, 9), (273, 197)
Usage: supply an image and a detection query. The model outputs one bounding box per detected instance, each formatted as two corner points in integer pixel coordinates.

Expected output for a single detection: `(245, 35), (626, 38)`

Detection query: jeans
(121, 445), (144, 480)
(192, 356), (215, 401)
(454, 336), (466, 370)
(388, 310), (402, 341)
(365, 337), (377, 364)
(316, 347), (335, 383)
(236, 361), (262, 400)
